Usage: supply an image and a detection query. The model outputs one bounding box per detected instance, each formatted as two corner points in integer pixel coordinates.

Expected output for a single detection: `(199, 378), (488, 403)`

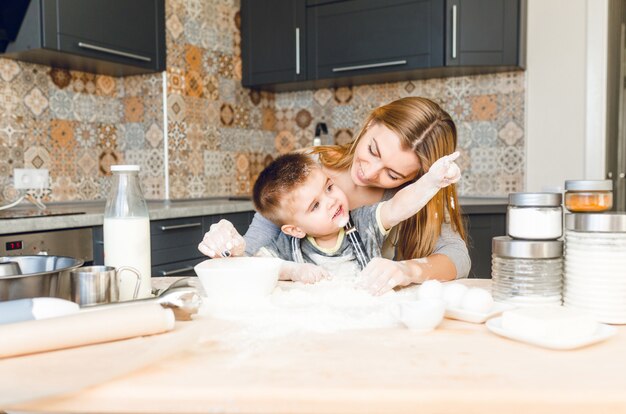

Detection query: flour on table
(199, 279), (419, 345)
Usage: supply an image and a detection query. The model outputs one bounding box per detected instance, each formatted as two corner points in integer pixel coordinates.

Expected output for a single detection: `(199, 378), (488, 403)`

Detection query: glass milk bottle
(104, 165), (151, 300)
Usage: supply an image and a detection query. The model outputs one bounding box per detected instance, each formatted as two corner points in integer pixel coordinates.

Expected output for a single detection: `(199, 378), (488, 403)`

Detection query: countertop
(3, 279), (626, 414)
(0, 196), (507, 235)
(0, 197), (255, 235)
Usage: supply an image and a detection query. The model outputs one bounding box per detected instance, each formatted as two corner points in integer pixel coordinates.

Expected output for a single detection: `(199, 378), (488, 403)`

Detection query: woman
(198, 97), (470, 295)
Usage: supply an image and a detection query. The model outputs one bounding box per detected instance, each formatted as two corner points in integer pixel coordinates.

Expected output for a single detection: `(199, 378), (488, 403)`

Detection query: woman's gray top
(244, 189), (471, 279)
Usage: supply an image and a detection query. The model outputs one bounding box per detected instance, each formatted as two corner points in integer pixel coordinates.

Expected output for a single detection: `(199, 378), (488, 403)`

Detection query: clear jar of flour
(507, 192), (563, 240)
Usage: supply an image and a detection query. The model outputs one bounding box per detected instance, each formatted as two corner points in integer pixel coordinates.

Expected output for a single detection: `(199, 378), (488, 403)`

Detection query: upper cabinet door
(51, 0), (165, 71)
(241, 0), (306, 87)
(445, 0), (523, 67)
(307, 0), (444, 80)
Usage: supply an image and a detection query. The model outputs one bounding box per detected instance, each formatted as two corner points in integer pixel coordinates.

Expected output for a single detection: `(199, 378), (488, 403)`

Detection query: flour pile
(199, 279), (419, 342)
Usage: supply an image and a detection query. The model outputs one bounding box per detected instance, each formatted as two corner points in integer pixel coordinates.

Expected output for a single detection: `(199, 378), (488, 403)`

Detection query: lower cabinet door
(151, 257), (205, 277)
(464, 213), (506, 279)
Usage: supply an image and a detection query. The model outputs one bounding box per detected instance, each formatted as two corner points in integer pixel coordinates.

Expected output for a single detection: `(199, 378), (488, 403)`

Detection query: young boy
(252, 152), (460, 284)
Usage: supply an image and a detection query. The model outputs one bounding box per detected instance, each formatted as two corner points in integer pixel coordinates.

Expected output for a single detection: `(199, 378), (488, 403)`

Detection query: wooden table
(4, 280), (626, 414)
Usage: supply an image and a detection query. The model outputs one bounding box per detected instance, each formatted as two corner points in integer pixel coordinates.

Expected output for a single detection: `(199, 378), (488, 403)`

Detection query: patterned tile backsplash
(0, 0), (525, 204)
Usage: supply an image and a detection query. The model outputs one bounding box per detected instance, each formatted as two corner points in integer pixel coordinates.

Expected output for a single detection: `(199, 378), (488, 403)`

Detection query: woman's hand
(197, 219), (246, 258)
(358, 257), (416, 296)
(425, 151), (461, 188)
(280, 262), (330, 284)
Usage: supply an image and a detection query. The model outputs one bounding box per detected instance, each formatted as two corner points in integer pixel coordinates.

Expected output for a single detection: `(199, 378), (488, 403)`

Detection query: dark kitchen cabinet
(464, 212), (506, 279)
(2, 0), (165, 76)
(307, 0), (444, 80)
(241, 0), (306, 87)
(93, 211), (255, 277)
(241, 0), (526, 91)
(445, 0), (524, 67)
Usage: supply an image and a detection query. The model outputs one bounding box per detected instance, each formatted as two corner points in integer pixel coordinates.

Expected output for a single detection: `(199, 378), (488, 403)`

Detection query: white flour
(198, 279), (419, 351)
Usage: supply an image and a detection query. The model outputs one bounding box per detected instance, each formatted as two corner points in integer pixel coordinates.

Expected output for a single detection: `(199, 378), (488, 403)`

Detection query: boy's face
(283, 168), (350, 238)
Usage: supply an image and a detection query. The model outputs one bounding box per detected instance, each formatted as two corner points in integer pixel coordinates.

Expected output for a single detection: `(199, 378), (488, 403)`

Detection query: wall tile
(0, 1), (524, 203)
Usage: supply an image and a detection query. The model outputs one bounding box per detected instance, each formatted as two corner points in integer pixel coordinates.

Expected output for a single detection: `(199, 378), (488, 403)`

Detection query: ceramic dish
(444, 302), (515, 324)
(486, 317), (616, 350)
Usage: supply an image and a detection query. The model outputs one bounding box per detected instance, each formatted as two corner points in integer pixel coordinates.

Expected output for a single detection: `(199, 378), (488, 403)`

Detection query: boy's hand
(424, 151), (461, 188)
(198, 219), (246, 258)
(280, 262), (330, 284)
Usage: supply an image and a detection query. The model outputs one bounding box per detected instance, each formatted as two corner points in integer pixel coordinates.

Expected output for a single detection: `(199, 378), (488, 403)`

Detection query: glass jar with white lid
(491, 236), (563, 306)
(507, 192), (563, 240)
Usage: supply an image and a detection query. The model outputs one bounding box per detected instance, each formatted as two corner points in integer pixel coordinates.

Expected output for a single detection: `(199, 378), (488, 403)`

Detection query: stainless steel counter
(0, 196), (506, 235)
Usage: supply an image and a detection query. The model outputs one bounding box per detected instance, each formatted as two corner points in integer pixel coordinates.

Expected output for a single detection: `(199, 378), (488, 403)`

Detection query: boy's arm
(380, 152), (461, 230)
(256, 247), (330, 283)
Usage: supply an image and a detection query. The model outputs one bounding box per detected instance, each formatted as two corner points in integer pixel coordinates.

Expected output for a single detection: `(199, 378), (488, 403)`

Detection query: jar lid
(564, 180), (612, 191)
(110, 165), (140, 172)
(508, 192), (562, 207)
(565, 213), (626, 232)
(492, 236), (563, 259)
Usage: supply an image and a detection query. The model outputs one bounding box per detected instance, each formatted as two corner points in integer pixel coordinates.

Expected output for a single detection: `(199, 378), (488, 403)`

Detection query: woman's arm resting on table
(359, 223), (470, 295)
(358, 254), (456, 296)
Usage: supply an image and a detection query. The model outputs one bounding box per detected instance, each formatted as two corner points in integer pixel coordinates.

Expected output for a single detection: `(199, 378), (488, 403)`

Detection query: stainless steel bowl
(0, 255), (84, 301)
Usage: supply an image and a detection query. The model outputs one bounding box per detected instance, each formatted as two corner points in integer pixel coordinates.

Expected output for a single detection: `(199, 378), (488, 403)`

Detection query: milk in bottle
(104, 165), (152, 300)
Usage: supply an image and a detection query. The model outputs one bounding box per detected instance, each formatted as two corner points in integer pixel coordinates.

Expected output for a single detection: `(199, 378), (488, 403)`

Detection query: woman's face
(350, 123), (421, 189)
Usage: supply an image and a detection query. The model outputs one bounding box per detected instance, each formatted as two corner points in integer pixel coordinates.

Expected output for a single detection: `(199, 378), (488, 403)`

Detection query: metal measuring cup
(70, 265), (141, 306)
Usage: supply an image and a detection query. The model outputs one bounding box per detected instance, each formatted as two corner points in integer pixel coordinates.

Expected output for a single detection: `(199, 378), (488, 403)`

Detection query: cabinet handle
(77, 42), (152, 62)
(332, 60), (407, 73)
(452, 4), (458, 59)
(159, 222), (202, 231)
(295, 27), (301, 75)
(159, 266), (195, 276)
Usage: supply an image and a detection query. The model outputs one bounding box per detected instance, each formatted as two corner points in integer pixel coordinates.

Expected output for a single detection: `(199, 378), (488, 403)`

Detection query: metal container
(0, 260), (22, 277)
(0, 255), (84, 301)
(70, 265), (141, 306)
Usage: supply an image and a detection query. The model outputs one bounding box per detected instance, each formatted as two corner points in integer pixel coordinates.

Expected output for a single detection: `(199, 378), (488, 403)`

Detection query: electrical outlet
(13, 168), (49, 190)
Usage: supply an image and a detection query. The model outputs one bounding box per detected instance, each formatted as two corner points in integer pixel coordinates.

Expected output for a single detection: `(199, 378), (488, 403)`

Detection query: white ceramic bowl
(391, 299), (446, 332)
(194, 257), (282, 303)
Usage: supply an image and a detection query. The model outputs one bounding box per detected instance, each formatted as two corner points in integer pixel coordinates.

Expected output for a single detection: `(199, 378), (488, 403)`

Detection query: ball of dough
(417, 280), (443, 300)
(460, 288), (494, 313)
(442, 283), (469, 309)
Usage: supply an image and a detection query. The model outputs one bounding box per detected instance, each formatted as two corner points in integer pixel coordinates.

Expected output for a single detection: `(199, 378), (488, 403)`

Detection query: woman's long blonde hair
(312, 97), (466, 260)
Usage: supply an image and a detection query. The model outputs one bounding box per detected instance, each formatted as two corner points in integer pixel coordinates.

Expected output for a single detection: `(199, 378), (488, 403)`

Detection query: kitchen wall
(0, 0), (525, 204)
(525, 0), (609, 192)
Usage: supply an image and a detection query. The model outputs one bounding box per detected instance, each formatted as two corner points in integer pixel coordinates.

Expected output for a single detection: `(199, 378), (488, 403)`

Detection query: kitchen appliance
(0, 255), (84, 301)
(0, 227), (93, 261)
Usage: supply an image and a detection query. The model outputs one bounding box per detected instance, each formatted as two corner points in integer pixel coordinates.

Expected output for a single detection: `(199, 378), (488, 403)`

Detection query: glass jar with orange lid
(564, 180), (613, 212)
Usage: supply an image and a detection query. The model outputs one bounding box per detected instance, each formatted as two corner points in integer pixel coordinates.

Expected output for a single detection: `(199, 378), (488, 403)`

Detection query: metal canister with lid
(507, 192), (563, 240)
(491, 236), (563, 306)
(564, 213), (626, 324)
(564, 180), (613, 212)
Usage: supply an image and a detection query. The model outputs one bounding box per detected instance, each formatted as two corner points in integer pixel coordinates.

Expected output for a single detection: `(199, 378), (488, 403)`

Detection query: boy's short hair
(253, 153), (318, 225)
